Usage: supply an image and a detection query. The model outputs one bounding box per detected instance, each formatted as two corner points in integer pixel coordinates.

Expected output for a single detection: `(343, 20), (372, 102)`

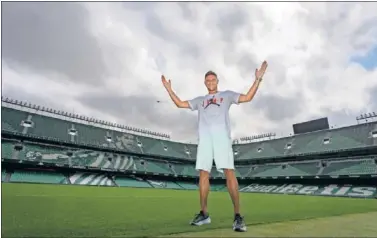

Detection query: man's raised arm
(238, 61), (268, 103)
(161, 75), (190, 109)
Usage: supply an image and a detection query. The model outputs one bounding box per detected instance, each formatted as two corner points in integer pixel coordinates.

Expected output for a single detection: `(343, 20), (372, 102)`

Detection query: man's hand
(255, 61), (268, 82)
(161, 75), (172, 90)
(161, 74), (190, 109)
(238, 60), (268, 103)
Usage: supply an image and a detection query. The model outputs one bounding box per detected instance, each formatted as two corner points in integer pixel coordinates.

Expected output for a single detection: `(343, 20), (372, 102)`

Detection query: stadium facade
(1, 97), (377, 199)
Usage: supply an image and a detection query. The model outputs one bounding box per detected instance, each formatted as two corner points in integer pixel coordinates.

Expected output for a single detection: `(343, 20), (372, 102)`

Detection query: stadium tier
(1, 140), (192, 176)
(9, 170), (67, 184)
(1, 105), (196, 160)
(233, 122), (377, 160)
(0, 169), (226, 191)
(2, 101), (377, 200)
(2, 139), (377, 178)
(2, 104), (377, 161)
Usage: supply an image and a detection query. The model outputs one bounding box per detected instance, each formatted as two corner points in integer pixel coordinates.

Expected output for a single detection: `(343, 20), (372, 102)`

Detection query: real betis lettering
(240, 183), (377, 198)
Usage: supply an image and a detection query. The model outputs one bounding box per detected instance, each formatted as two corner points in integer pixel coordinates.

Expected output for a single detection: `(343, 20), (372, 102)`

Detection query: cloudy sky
(2, 2), (377, 143)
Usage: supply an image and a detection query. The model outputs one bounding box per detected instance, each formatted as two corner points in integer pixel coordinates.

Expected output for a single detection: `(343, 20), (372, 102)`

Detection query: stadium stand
(3, 102), (377, 161)
(321, 157), (377, 175)
(10, 170), (66, 184)
(115, 176), (152, 188)
(233, 123), (377, 160)
(1, 105), (196, 160)
(2, 170), (7, 182)
(2, 101), (377, 200)
(2, 137), (377, 179)
(68, 172), (114, 186)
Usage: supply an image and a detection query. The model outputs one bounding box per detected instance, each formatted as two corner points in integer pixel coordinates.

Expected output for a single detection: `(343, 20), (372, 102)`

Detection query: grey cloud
(351, 18), (377, 52)
(320, 108), (360, 128)
(122, 2), (158, 11)
(353, 18), (377, 40)
(235, 53), (259, 80)
(145, 11), (200, 60)
(304, 56), (332, 91)
(125, 2), (199, 21)
(307, 56), (331, 70)
(294, 43), (309, 51)
(265, 56), (289, 88)
(313, 85), (377, 128)
(77, 93), (198, 141)
(215, 4), (249, 44)
(144, 10), (169, 37)
(224, 53), (287, 88)
(251, 93), (304, 122)
(155, 53), (168, 73)
(220, 50), (258, 81)
(138, 3), (252, 73)
(2, 2), (107, 85)
(177, 2), (195, 21)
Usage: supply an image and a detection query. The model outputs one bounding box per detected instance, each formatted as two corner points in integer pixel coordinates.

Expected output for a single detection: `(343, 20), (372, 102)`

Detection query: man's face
(204, 75), (218, 91)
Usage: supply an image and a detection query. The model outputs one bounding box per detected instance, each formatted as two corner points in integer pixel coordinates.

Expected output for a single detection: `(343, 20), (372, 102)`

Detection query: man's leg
(213, 134), (247, 232)
(199, 170), (210, 214)
(223, 169), (240, 214)
(223, 169), (246, 232)
(190, 136), (213, 226)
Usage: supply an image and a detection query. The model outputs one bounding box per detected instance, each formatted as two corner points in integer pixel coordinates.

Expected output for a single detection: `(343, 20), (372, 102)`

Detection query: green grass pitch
(2, 183), (377, 237)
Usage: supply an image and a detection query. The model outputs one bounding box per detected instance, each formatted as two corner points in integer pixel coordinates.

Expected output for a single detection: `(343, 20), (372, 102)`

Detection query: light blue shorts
(195, 132), (235, 173)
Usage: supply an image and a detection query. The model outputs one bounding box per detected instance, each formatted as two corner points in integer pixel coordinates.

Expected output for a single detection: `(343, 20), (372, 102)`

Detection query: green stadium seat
(185, 144), (197, 160)
(68, 172), (113, 186)
(137, 136), (164, 155)
(181, 165), (197, 177)
(167, 142), (190, 157)
(1, 107), (29, 133)
(10, 170), (65, 184)
(164, 181), (184, 189)
(290, 161), (320, 175)
(115, 176), (152, 188)
(147, 180), (184, 189)
(21, 143), (70, 165)
(251, 164), (309, 177)
(290, 133), (323, 154)
(112, 132), (142, 153)
(25, 114), (71, 141)
(177, 182), (198, 190)
(171, 163), (185, 176)
(249, 164), (279, 176)
(237, 166), (252, 177)
(210, 168), (225, 178)
(1, 121), (17, 132)
(133, 159), (147, 172)
(145, 160), (172, 174)
(332, 124), (376, 147)
(1, 141), (14, 159)
(323, 159), (377, 175)
(210, 184), (226, 191)
(1, 170), (7, 182)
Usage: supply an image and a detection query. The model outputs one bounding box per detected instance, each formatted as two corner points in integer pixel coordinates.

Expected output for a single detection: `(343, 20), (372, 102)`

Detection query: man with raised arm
(161, 61), (268, 232)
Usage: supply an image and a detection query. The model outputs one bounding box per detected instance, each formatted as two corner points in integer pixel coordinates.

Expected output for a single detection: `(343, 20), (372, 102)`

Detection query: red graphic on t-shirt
(202, 96), (224, 108)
